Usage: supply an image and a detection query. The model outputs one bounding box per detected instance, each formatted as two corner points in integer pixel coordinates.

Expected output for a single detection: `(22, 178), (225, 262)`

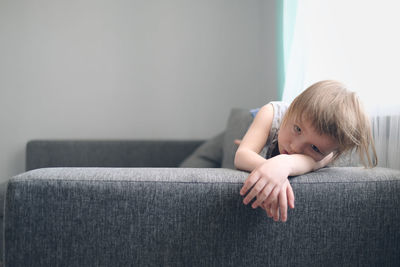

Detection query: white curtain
(281, 0), (400, 169)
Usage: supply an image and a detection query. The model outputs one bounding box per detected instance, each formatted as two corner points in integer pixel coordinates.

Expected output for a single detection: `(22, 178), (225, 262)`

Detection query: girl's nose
(290, 142), (302, 154)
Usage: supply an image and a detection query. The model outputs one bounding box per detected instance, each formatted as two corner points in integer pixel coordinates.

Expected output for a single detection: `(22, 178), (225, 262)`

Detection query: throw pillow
(221, 108), (254, 169)
(179, 132), (224, 168)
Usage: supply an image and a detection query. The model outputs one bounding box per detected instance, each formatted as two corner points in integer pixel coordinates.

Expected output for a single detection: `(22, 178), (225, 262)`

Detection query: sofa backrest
(26, 140), (203, 171)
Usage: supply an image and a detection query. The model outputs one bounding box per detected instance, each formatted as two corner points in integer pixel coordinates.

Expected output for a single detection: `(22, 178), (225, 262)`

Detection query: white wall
(0, 0), (278, 182)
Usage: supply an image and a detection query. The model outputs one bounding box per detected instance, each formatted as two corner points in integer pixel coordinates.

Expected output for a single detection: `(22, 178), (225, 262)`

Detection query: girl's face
(278, 117), (338, 162)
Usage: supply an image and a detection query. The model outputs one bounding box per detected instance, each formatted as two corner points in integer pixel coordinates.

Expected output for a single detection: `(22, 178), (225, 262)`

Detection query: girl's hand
(261, 180), (295, 222)
(313, 152), (334, 171)
(239, 155), (295, 221)
(234, 139), (242, 146)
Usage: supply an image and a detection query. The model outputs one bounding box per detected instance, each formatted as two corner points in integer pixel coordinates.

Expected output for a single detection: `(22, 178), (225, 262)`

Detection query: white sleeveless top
(250, 101), (289, 159)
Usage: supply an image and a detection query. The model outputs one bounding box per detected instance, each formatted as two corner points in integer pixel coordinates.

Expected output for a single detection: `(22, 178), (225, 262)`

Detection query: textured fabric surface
(5, 167), (400, 266)
(26, 140), (203, 171)
(179, 132), (224, 168)
(221, 108), (253, 169)
(0, 181), (5, 264)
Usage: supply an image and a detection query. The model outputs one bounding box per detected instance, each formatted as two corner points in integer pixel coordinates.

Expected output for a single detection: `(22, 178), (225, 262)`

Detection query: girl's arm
(240, 152), (333, 222)
(235, 104), (334, 221)
(234, 103), (274, 171)
(240, 153), (334, 206)
(275, 152), (334, 176)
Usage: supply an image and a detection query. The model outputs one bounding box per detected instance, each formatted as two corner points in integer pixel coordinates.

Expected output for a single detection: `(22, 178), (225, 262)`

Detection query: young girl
(235, 80), (377, 222)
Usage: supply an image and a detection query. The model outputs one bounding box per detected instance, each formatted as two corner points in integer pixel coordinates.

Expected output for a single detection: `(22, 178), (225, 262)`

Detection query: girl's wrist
(270, 154), (293, 176)
(276, 153), (316, 176)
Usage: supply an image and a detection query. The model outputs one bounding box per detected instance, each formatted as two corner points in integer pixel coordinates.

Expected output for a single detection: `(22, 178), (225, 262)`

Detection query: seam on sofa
(9, 178), (400, 185)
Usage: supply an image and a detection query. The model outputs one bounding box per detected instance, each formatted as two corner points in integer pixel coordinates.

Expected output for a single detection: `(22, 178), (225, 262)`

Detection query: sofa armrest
(4, 167), (400, 266)
(26, 140), (204, 171)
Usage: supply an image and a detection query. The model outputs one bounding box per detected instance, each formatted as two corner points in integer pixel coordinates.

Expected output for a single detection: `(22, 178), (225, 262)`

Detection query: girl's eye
(293, 125), (301, 134)
(311, 144), (321, 154)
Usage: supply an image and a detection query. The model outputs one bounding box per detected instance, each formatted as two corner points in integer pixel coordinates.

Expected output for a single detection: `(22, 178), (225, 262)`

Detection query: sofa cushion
(221, 108), (254, 169)
(26, 140), (203, 170)
(179, 132), (224, 168)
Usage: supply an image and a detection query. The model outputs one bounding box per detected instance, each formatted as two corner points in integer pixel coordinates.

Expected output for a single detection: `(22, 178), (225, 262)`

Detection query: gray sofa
(3, 109), (400, 266)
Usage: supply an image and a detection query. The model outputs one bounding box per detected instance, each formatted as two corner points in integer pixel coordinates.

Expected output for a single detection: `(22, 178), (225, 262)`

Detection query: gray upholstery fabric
(179, 132), (224, 168)
(26, 140), (203, 171)
(0, 181), (6, 264)
(221, 108), (253, 169)
(5, 167), (400, 266)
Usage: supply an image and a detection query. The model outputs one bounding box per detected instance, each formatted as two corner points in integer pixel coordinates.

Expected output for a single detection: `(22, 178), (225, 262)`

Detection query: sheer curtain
(281, 0), (400, 169)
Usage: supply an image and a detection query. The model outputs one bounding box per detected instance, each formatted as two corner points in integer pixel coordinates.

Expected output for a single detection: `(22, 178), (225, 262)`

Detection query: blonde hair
(282, 80), (377, 167)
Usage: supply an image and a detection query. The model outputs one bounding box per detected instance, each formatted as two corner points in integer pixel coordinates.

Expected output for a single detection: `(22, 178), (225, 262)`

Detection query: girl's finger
(252, 183), (274, 209)
(240, 170), (259, 196)
(263, 186), (281, 207)
(234, 139), (242, 145)
(287, 182), (295, 209)
(263, 203), (272, 218)
(270, 199), (279, 221)
(279, 185), (288, 222)
(243, 179), (270, 206)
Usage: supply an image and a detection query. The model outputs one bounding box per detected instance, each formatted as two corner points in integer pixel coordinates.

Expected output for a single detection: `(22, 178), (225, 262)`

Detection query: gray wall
(0, 0), (278, 182)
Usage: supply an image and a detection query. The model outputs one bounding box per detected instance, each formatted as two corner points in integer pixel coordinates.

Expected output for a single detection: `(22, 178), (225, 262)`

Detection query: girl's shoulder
(250, 101), (289, 118)
(269, 101), (289, 120)
(269, 101), (289, 112)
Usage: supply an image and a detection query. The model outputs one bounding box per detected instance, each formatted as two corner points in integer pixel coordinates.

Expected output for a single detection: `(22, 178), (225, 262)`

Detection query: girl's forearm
(281, 153), (334, 175)
(277, 154), (318, 176)
(235, 149), (321, 176)
(234, 148), (267, 172)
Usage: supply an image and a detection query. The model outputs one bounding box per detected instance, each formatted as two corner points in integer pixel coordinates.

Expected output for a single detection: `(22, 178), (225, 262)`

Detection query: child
(235, 80), (377, 222)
